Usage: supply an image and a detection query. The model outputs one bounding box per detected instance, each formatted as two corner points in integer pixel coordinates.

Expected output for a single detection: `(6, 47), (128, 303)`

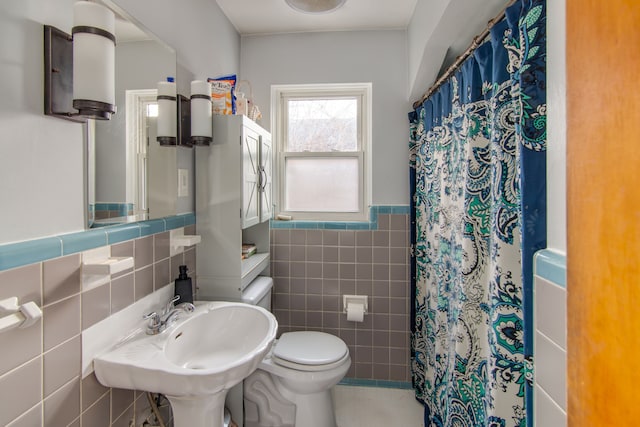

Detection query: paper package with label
(207, 74), (236, 115)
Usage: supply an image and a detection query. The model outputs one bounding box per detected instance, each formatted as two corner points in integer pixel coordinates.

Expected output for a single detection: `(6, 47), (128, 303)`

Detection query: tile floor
(332, 385), (424, 426)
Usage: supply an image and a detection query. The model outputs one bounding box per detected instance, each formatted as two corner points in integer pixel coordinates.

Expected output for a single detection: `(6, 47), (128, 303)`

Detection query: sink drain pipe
(146, 392), (167, 427)
(144, 392), (235, 427)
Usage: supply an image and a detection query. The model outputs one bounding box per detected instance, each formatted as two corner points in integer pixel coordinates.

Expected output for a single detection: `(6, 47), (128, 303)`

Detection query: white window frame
(126, 89), (156, 217)
(271, 83), (372, 222)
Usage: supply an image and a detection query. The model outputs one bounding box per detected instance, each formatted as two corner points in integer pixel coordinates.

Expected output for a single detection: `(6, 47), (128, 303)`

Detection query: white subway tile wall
(534, 252), (567, 427)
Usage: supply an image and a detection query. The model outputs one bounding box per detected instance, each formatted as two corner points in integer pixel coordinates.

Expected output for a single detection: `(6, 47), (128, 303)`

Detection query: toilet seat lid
(273, 331), (348, 365)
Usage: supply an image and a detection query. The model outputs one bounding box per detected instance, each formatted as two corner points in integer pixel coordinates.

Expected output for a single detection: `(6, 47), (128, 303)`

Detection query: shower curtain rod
(412, 0), (517, 110)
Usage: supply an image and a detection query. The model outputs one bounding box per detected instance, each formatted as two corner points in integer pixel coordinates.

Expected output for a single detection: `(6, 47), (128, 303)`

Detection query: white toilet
(241, 277), (351, 427)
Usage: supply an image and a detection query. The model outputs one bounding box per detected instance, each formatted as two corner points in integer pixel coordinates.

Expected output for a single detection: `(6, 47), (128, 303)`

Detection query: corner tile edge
(534, 249), (567, 288)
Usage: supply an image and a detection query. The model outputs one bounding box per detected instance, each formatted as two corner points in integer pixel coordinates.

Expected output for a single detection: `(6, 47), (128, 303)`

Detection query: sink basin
(93, 301), (277, 427)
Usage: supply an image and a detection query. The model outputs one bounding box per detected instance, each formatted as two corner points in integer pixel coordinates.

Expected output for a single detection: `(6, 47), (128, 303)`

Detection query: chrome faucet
(144, 296), (195, 335)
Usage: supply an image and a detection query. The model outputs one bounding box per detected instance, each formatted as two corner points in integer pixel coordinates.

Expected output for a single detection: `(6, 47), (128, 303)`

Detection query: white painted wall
(407, 0), (449, 100)
(0, 0), (84, 245)
(0, 0), (239, 245)
(240, 30), (410, 205)
(546, 0), (567, 254)
(407, 0), (506, 102)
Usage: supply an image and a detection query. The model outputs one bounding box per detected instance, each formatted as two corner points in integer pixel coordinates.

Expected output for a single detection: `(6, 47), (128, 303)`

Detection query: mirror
(88, 6), (177, 227)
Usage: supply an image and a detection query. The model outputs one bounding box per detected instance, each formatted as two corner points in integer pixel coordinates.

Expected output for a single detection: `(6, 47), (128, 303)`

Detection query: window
(272, 83), (372, 221)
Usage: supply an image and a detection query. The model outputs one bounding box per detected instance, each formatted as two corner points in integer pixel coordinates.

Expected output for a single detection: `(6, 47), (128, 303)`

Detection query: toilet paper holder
(342, 295), (368, 314)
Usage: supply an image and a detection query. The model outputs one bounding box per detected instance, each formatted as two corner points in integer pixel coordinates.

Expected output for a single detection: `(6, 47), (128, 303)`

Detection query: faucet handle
(143, 311), (160, 326)
(176, 302), (196, 313)
(164, 296), (180, 313)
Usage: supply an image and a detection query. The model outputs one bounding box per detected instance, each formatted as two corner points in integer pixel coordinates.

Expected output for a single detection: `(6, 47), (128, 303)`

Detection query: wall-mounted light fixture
(156, 78), (177, 146)
(44, 1), (116, 122)
(190, 80), (212, 146)
(178, 94), (192, 148)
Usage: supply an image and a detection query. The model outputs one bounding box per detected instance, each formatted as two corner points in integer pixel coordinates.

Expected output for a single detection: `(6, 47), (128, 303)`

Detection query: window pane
(146, 103), (158, 117)
(287, 99), (357, 152)
(285, 157), (359, 212)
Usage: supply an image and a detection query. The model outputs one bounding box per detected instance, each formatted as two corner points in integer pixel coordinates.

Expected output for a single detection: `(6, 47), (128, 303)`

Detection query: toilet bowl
(244, 331), (351, 427)
(241, 277), (350, 427)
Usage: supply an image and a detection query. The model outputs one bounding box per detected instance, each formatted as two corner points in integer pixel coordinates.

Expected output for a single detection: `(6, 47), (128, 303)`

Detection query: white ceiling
(115, 17), (152, 43)
(216, 0), (419, 35)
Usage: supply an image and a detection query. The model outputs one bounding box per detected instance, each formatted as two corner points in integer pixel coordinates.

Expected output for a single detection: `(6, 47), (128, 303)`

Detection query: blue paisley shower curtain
(409, 1), (546, 426)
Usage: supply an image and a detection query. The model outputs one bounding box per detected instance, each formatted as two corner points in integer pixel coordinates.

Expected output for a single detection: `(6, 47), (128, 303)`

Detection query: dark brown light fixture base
(44, 25), (85, 123)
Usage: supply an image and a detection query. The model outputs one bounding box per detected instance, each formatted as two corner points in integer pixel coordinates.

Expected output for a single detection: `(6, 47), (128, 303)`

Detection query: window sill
(269, 206), (409, 230)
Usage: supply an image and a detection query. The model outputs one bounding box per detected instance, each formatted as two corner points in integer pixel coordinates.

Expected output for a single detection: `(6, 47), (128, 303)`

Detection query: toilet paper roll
(346, 302), (365, 322)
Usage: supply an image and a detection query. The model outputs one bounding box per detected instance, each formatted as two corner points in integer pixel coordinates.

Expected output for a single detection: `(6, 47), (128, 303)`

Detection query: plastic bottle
(235, 92), (248, 116)
(173, 265), (193, 304)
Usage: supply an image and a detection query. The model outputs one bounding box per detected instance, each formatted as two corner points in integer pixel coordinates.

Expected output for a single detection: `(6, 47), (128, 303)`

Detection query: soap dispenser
(173, 265), (193, 305)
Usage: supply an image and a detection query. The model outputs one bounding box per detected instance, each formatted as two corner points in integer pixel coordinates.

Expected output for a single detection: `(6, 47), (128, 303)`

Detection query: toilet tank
(241, 276), (273, 310)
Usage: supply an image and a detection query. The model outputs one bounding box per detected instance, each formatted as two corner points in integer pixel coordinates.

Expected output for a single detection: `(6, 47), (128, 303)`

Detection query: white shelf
(241, 252), (270, 290)
(169, 230), (202, 256)
(172, 235), (201, 248)
(83, 257), (134, 276)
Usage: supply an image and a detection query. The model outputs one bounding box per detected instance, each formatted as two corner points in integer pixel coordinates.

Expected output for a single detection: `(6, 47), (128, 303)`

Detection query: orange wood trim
(566, 0), (640, 425)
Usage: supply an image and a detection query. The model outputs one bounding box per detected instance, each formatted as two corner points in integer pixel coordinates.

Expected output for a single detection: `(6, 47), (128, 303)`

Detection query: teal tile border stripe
(0, 237), (63, 272)
(60, 229), (108, 256)
(339, 378), (413, 390)
(1, 206), (411, 270)
(534, 249), (567, 288)
(0, 213), (196, 272)
(270, 205), (410, 230)
(95, 202), (134, 212)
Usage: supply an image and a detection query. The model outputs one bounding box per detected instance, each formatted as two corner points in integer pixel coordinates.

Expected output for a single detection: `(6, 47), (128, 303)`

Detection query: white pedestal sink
(93, 302), (277, 427)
